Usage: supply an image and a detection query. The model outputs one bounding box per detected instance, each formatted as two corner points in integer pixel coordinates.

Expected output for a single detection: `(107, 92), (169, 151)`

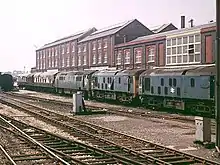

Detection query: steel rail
(1, 94), (220, 165)
(0, 115), (71, 165)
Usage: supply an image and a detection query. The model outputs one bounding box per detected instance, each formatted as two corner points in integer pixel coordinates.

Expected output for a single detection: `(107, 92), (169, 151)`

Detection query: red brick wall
(205, 35), (213, 63)
(158, 43), (165, 66)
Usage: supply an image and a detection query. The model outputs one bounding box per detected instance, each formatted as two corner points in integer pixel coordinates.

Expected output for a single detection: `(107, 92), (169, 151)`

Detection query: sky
(0, 0), (216, 72)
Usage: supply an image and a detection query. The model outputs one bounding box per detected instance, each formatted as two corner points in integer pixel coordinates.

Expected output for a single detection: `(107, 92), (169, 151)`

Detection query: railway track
(0, 93), (219, 164)
(0, 114), (143, 165)
(0, 115), (70, 165)
(7, 92), (196, 124)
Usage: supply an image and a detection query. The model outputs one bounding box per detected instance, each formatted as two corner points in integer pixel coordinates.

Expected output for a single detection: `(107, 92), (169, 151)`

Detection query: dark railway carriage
(33, 71), (58, 92)
(114, 69), (145, 103)
(0, 73), (14, 92)
(139, 65), (215, 117)
(139, 67), (191, 110)
(183, 65), (215, 116)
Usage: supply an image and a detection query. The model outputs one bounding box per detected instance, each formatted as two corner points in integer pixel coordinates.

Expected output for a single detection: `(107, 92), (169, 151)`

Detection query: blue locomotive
(16, 64), (215, 117)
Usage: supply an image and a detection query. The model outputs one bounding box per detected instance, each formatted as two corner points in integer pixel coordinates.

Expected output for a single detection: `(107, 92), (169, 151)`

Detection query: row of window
(144, 77), (196, 92)
(37, 39), (108, 60)
(166, 34), (201, 65)
(37, 51), (109, 70)
(116, 47), (155, 65)
(150, 86), (181, 96)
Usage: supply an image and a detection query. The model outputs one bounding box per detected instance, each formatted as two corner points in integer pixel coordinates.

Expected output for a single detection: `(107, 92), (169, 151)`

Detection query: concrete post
(72, 91), (83, 114)
(195, 116), (211, 142)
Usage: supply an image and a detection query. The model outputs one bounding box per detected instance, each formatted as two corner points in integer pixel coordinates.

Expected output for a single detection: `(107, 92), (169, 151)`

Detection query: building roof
(150, 23), (175, 33)
(37, 28), (96, 50)
(79, 19), (136, 43)
(115, 22), (216, 48)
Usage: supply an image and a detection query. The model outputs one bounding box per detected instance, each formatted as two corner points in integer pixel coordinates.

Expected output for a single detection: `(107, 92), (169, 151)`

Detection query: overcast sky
(0, 0), (216, 72)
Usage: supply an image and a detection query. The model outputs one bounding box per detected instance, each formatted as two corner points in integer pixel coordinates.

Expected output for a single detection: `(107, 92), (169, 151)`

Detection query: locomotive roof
(185, 65), (215, 76)
(116, 69), (146, 76)
(140, 67), (193, 76)
(39, 71), (59, 78)
(92, 70), (121, 76)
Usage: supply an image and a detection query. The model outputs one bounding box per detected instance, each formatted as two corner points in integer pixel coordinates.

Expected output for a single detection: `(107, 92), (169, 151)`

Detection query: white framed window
(103, 39), (107, 48)
(66, 44), (70, 54)
(48, 49), (50, 57)
(72, 56), (75, 66)
(78, 46), (81, 53)
(98, 40), (102, 49)
(51, 59), (54, 67)
(98, 52), (102, 64)
(72, 43), (75, 52)
(124, 50), (130, 64)
(148, 47), (155, 62)
(55, 59), (58, 67)
(104, 51), (107, 63)
(116, 51), (122, 65)
(83, 55), (86, 65)
(166, 33), (201, 65)
(134, 48), (142, 64)
(92, 53), (96, 64)
(92, 42), (96, 50)
(83, 45), (86, 52)
(62, 45), (65, 54)
(62, 57), (65, 67)
(66, 55), (70, 67)
(55, 47), (58, 56)
(78, 56), (81, 66)
(48, 59), (51, 67)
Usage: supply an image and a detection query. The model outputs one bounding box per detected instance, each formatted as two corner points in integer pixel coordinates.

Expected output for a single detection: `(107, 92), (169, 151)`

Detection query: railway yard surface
(0, 89), (219, 164)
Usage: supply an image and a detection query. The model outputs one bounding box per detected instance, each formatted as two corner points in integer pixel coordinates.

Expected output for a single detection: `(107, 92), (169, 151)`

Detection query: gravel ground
(0, 103), (92, 146)
(8, 90), (220, 162)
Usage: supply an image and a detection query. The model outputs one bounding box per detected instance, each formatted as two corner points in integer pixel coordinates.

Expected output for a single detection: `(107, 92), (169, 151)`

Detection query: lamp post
(216, 0), (220, 149)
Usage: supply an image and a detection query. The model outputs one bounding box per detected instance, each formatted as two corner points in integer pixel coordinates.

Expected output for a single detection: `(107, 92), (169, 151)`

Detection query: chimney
(181, 16), (185, 28)
(189, 19), (194, 27)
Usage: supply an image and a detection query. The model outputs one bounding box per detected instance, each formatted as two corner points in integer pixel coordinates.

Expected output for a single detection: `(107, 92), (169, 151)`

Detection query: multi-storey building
(36, 28), (96, 72)
(77, 19), (153, 70)
(35, 17), (216, 72)
(114, 21), (216, 69)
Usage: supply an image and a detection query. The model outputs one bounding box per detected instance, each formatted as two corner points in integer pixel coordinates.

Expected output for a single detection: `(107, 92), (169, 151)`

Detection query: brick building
(36, 28), (96, 72)
(35, 19), (153, 72)
(77, 19), (153, 70)
(114, 22), (216, 69)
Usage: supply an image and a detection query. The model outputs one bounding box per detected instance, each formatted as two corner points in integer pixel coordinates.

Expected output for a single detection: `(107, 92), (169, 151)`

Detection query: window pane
(167, 39), (171, 46)
(195, 54), (201, 62)
(177, 38), (182, 45)
(167, 57), (171, 64)
(172, 38), (176, 46)
(183, 36), (187, 44)
(167, 48), (171, 55)
(195, 44), (200, 52)
(195, 34), (200, 42)
(172, 47), (177, 54)
(183, 45), (187, 53)
(172, 56), (176, 63)
(177, 46), (182, 54)
(189, 54), (194, 62)
(189, 35), (194, 43)
(183, 55), (187, 62)
(177, 55), (182, 63)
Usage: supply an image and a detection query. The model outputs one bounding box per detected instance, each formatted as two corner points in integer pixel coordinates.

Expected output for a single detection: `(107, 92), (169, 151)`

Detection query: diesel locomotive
(17, 64), (216, 118)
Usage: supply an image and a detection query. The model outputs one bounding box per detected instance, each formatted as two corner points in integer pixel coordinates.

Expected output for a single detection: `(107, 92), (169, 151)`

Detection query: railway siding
(0, 93), (219, 165)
